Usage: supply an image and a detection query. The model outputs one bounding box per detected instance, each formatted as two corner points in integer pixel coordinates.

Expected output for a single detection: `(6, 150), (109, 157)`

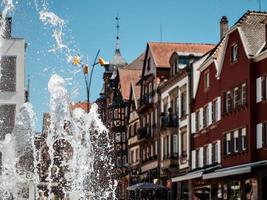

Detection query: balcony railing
(137, 125), (152, 140)
(140, 91), (155, 106)
(161, 112), (178, 128)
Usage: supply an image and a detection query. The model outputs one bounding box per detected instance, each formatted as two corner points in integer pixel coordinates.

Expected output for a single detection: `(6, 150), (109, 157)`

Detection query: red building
(187, 11), (267, 200)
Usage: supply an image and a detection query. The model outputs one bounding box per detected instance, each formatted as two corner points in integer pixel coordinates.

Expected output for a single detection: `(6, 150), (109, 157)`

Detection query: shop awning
(172, 170), (204, 182)
(127, 182), (168, 191)
(203, 160), (267, 180)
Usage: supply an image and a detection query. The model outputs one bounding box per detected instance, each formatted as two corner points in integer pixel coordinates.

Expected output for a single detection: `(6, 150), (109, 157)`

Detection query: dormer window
(231, 43), (238, 62)
(171, 58), (179, 77)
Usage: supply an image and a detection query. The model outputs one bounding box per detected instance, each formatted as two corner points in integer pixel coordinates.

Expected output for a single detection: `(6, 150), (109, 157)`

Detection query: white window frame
(226, 133), (231, 155)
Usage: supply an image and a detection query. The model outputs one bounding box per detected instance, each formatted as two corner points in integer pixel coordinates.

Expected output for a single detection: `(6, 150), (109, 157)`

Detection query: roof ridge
(148, 41), (215, 46)
(233, 10), (267, 26)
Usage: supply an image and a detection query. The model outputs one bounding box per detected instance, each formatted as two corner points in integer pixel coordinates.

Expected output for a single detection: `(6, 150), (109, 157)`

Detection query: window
(224, 128), (247, 156)
(0, 56), (16, 92)
(241, 128), (247, 150)
(242, 83), (247, 105)
(203, 106), (208, 128)
(234, 131), (239, 153)
(195, 111), (199, 131)
(179, 56), (188, 65)
(150, 144), (154, 157)
(231, 43), (238, 62)
(163, 136), (168, 159)
(181, 91), (187, 117)
(203, 147), (207, 166)
(142, 149), (146, 161)
(262, 76), (267, 101)
(234, 87), (239, 108)
(196, 149), (200, 168)
(122, 132), (126, 142)
(0, 104), (16, 140)
(181, 131), (187, 157)
(117, 157), (121, 167)
(226, 91), (233, 112)
(136, 148), (139, 162)
(262, 123), (267, 147)
(131, 150), (134, 164)
(214, 142), (219, 163)
(173, 134), (178, 156)
(204, 70), (210, 89)
(123, 155), (127, 167)
(133, 123), (137, 136)
(172, 57), (179, 76)
(226, 133), (231, 155)
(224, 83), (246, 114)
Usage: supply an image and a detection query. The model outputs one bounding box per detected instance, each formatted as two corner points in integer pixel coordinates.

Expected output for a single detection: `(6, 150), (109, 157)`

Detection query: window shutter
(191, 112), (196, 134)
(256, 77), (262, 103)
(192, 150), (196, 169)
(199, 107), (204, 130)
(217, 96), (221, 121)
(199, 147), (204, 168)
(257, 123), (263, 149)
(208, 143), (212, 165)
(208, 102), (212, 126)
(217, 140), (221, 163)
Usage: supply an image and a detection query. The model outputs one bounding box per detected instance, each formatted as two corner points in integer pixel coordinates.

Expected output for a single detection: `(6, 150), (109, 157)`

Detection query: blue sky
(5, 0), (266, 131)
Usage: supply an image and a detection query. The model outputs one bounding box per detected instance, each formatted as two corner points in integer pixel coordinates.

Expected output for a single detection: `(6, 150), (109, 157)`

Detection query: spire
(115, 14), (120, 50)
(109, 15), (127, 69)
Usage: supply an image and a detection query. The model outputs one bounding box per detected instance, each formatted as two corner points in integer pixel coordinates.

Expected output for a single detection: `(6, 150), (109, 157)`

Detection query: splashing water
(0, 0), (117, 199)
(0, 74), (117, 200)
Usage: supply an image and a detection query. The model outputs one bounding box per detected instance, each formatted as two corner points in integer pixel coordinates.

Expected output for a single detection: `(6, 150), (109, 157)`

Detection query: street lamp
(72, 50), (108, 113)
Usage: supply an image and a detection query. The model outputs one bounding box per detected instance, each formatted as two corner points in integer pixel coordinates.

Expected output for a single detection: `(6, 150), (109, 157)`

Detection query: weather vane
(115, 14), (120, 49)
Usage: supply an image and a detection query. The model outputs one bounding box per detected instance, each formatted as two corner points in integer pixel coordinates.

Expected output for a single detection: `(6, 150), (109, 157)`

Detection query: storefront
(191, 161), (267, 200)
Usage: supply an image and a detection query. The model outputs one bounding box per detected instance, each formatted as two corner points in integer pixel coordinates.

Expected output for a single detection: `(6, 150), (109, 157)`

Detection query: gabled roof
(117, 54), (143, 100)
(234, 11), (267, 56)
(200, 11), (267, 77)
(118, 68), (142, 100)
(148, 42), (215, 68)
(125, 53), (144, 70)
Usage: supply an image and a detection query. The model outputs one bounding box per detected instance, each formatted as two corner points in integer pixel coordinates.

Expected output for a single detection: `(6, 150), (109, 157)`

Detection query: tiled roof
(125, 53), (145, 70)
(71, 101), (90, 111)
(117, 53), (144, 100)
(237, 11), (267, 56)
(148, 42), (215, 68)
(118, 68), (142, 100)
(201, 11), (267, 76)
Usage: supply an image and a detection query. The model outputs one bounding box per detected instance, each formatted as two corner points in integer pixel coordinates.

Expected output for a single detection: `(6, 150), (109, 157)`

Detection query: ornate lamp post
(72, 50), (107, 113)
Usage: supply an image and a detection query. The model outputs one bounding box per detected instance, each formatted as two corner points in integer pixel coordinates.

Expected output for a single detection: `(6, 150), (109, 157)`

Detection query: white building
(0, 18), (26, 140)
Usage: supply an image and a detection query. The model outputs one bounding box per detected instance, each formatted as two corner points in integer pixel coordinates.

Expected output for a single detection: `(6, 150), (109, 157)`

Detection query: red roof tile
(71, 101), (90, 111)
(148, 42), (215, 68)
(118, 68), (142, 100)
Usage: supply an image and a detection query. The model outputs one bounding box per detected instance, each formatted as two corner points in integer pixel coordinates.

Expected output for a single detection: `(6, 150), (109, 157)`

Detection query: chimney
(220, 16), (228, 40)
(0, 15), (12, 38)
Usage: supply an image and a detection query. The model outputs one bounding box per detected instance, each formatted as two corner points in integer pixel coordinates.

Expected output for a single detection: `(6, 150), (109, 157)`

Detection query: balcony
(161, 153), (179, 169)
(137, 125), (152, 140)
(138, 91), (155, 112)
(161, 112), (178, 129)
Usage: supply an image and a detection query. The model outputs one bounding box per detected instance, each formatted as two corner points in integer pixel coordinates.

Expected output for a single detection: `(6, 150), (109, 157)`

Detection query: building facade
(98, 11), (267, 200)
(187, 12), (267, 200)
